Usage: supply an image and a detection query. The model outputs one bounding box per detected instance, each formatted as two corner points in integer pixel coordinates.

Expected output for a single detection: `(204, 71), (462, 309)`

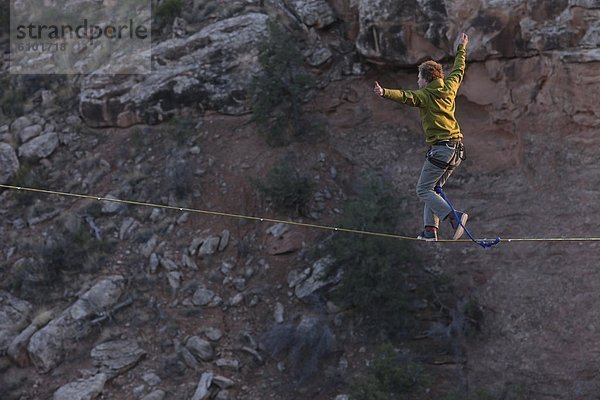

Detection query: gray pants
(416, 143), (462, 229)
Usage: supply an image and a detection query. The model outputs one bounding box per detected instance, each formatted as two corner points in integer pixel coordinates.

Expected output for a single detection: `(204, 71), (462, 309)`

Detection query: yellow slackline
(1, 184), (599, 244)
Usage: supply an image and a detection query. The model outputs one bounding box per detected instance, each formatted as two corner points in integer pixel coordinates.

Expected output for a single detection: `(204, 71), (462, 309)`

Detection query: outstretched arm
(445, 33), (468, 93)
(374, 81), (425, 107)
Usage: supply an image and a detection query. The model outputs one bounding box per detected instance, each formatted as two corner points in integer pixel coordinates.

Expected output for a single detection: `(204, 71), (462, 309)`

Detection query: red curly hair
(418, 60), (444, 82)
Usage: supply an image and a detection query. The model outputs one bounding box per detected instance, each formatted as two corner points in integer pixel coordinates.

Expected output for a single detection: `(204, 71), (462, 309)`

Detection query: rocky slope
(1, 1), (600, 399)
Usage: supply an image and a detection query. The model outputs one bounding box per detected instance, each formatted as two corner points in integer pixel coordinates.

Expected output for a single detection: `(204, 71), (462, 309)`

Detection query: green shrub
(152, 0), (183, 36)
(249, 20), (320, 147)
(168, 118), (196, 146)
(463, 296), (484, 335)
(42, 225), (115, 277)
(0, 78), (25, 119)
(253, 160), (314, 216)
(350, 343), (429, 400)
(154, 0), (183, 19)
(325, 175), (416, 336)
(261, 316), (336, 384)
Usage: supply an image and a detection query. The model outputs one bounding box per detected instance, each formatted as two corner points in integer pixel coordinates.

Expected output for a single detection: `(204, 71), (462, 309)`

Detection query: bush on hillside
(252, 158), (314, 216)
(249, 20), (322, 147)
(324, 174), (416, 336)
(261, 315), (336, 384)
(350, 343), (429, 400)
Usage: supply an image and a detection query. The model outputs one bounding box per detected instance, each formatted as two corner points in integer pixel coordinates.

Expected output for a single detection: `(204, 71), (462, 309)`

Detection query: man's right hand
(456, 33), (469, 47)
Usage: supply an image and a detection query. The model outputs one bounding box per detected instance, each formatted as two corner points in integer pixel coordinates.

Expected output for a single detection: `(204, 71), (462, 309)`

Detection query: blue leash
(435, 184), (501, 248)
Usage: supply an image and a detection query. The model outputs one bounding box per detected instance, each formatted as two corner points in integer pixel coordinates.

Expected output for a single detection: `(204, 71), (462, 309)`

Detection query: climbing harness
(425, 140), (500, 248)
(426, 140), (465, 170)
(435, 184), (501, 249)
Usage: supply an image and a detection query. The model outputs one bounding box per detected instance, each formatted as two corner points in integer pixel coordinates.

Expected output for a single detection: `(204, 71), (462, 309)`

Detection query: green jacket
(383, 44), (466, 145)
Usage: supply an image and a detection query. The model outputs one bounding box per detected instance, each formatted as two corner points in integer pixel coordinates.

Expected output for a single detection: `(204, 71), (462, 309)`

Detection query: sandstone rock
(307, 46), (333, 67)
(28, 276), (125, 372)
(224, 275), (240, 291)
(0, 291), (32, 354)
(119, 217), (140, 240)
(79, 13), (269, 127)
(191, 371), (213, 400)
(0, 143), (19, 184)
(7, 310), (54, 367)
(91, 339), (146, 375)
(177, 339), (201, 370)
(186, 336), (214, 361)
(218, 230), (230, 252)
(192, 287), (216, 306)
(142, 371), (161, 386)
(212, 375), (235, 389)
(203, 327), (224, 342)
(215, 358), (240, 371)
(18, 124), (43, 144)
(286, 0), (336, 29)
(230, 293), (244, 307)
(199, 236), (221, 255)
(10, 116), (32, 134)
(53, 373), (107, 400)
(159, 256), (179, 271)
(182, 253), (199, 270)
(18, 132), (59, 160)
(274, 302), (284, 323)
(141, 235), (159, 258)
(266, 223), (289, 238)
(167, 271), (183, 293)
(356, 0), (447, 65)
(267, 229), (304, 255)
(294, 256), (340, 299)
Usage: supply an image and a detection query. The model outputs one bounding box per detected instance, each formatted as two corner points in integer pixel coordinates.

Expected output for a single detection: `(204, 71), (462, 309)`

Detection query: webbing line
(435, 184), (500, 249)
(1, 184), (599, 244)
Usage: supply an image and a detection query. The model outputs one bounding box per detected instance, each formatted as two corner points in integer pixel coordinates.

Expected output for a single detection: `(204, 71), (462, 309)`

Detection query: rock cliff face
(77, 0), (600, 138)
(79, 13), (269, 127)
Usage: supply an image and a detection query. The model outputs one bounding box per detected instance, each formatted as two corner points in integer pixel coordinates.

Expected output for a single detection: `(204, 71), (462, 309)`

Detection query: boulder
(91, 339), (146, 375)
(286, 0), (336, 28)
(18, 132), (59, 161)
(7, 309), (54, 367)
(191, 371), (213, 400)
(27, 276), (125, 373)
(294, 256), (341, 299)
(186, 336), (214, 361)
(0, 291), (32, 354)
(53, 373), (108, 400)
(10, 116), (32, 134)
(0, 143), (19, 184)
(18, 124), (43, 144)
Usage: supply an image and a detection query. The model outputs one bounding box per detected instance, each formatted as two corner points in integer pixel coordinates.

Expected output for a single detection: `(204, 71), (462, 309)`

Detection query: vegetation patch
(249, 20), (323, 147)
(252, 158), (314, 216)
(325, 174), (417, 336)
(350, 343), (430, 400)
